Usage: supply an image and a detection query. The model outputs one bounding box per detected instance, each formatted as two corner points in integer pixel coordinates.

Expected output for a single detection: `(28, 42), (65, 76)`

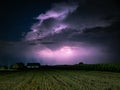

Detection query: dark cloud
(0, 0), (120, 65)
(24, 0), (120, 41)
(24, 2), (78, 41)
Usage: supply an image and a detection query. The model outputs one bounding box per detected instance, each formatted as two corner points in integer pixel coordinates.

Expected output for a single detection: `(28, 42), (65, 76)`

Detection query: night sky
(0, 0), (120, 65)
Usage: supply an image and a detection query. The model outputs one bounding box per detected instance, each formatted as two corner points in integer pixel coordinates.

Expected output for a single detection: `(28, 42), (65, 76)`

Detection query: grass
(0, 70), (120, 90)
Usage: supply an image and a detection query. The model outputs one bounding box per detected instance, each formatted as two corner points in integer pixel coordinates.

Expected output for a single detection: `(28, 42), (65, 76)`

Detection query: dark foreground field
(0, 70), (120, 90)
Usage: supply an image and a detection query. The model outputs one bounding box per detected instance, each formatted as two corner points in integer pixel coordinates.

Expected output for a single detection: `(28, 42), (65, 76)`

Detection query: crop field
(0, 70), (120, 90)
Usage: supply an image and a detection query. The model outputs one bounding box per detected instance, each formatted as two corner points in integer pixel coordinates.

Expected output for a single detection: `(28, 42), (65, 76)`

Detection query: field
(0, 70), (120, 90)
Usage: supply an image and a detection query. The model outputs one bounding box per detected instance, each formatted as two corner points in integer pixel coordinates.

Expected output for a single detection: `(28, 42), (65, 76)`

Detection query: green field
(0, 70), (120, 90)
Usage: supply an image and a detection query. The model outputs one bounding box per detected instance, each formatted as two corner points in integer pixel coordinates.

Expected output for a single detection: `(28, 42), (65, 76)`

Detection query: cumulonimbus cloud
(37, 3), (78, 20)
(24, 2), (78, 41)
(24, 1), (111, 42)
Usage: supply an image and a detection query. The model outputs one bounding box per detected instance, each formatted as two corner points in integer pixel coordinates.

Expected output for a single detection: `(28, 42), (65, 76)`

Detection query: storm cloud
(24, 2), (78, 41)
(0, 0), (119, 65)
(24, 0), (114, 41)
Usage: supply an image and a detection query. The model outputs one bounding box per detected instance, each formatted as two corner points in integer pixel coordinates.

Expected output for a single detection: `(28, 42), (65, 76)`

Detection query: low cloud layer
(0, 41), (109, 65)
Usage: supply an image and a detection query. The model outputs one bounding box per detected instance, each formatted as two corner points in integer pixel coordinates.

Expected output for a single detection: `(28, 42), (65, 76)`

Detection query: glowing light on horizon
(39, 48), (54, 58)
(37, 46), (74, 59)
(32, 44), (104, 65)
(59, 46), (73, 56)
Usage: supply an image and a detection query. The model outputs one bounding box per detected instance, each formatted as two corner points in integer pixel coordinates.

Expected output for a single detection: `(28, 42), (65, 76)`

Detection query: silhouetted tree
(79, 62), (84, 64)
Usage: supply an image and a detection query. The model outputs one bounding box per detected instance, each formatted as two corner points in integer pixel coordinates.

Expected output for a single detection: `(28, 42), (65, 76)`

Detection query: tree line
(0, 62), (120, 72)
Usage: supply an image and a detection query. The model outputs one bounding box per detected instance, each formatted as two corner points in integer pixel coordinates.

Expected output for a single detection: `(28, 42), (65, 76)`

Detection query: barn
(27, 63), (41, 69)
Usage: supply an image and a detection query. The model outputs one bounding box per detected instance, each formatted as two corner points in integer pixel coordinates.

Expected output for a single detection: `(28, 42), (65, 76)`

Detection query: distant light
(36, 46), (74, 59)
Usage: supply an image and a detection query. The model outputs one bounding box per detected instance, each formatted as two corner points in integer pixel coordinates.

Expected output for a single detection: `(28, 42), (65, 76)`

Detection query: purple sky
(0, 0), (119, 65)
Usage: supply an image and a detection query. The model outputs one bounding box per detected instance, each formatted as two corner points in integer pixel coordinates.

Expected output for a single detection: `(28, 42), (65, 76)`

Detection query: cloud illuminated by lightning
(24, 2), (78, 41)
